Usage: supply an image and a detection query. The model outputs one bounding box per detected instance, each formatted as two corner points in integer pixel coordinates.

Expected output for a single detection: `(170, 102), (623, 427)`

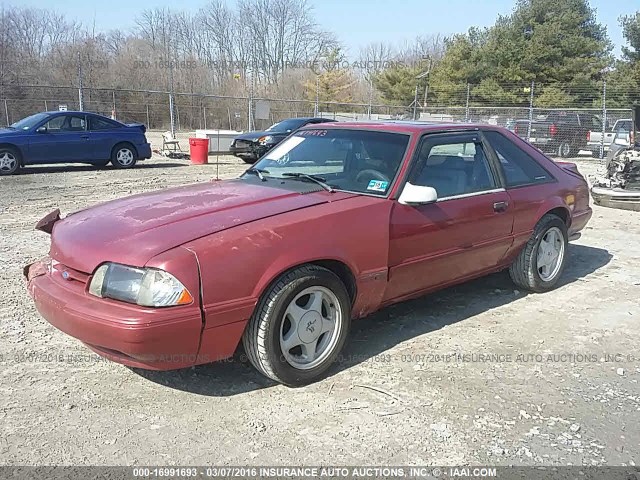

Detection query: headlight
(258, 135), (274, 144)
(88, 263), (193, 307)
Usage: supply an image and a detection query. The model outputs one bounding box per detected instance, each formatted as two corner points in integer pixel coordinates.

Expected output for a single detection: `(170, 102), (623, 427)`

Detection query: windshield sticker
(367, 180), (389, 192)
(263, 136), (305, 160)
(297, 129), (327, 137)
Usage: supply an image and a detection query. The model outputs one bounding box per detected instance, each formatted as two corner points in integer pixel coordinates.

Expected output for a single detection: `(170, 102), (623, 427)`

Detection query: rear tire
(558, 141), (576, 158)
(509, 214), (568, 293)
(242, 157), (257, 164)
(0, 147), (20, 175)
(242, 265), (351, 386)
(111, 143), (137, 169)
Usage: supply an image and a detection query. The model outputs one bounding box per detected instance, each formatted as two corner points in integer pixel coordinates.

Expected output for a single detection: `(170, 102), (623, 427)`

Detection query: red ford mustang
(25, 123), (592, 386)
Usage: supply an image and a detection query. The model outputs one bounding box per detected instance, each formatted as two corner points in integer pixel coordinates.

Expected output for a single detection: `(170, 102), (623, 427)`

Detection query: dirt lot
(0, 155), (638, 467)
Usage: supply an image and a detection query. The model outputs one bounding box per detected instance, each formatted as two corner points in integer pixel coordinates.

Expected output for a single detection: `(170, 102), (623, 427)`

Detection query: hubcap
(537, 227), (565, 282)
(0, 152), (17, 172)
(279, 286), (342, 370)
(116, 148), (134, 166)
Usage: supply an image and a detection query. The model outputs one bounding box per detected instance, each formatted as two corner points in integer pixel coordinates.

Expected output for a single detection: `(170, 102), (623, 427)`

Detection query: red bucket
(189, 138), (209, 165)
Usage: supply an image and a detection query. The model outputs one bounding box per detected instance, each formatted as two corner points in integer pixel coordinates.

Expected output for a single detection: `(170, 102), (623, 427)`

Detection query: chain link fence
(0, 82), (635, 159)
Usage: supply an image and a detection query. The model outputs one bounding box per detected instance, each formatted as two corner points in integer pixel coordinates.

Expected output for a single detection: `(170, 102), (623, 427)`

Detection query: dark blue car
(0, 111), (152, 175)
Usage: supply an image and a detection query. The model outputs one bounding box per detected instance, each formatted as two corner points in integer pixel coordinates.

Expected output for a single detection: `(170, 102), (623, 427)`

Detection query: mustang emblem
(306, 319), (317, 334)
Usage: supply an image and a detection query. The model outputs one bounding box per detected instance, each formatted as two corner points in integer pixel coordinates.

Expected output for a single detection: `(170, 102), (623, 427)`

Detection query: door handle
(493, 201), (509, 213)
(81, 135), (89, 140)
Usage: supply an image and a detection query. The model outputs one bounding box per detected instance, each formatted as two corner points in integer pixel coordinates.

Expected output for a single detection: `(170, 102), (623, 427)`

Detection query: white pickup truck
(587, 119), (633, 156)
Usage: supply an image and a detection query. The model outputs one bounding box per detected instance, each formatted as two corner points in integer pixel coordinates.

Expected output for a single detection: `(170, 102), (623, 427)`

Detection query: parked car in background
(587, 119), (633, 156)
(229, 117), (336, 163)
(513, 112), (602, 158)
(25, 122), (592, 386)
(0, 111), (152, 175)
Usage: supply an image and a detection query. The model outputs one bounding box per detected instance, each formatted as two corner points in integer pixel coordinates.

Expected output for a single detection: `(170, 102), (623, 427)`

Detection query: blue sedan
(0, 111), (152, 175)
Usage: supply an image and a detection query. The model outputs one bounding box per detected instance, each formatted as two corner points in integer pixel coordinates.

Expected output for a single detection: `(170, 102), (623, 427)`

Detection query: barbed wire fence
(0, 79), (635, 160)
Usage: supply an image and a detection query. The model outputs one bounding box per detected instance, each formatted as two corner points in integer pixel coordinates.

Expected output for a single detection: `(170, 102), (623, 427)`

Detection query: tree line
(0, 0), (638, 125)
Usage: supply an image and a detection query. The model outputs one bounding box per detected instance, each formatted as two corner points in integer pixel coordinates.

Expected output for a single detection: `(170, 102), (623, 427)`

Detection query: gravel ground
(0, 155), (638, 467)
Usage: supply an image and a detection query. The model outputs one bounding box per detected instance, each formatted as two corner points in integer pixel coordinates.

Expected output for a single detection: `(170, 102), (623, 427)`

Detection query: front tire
(111, 143), (137, 169)
(509, 214), (568, 293)
(242, 265), (351, 386)
(0, 147), (20, 175)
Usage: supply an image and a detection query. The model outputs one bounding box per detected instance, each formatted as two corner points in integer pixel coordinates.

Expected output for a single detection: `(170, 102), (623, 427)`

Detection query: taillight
(549, 124), (557, 137)
(514, 124), (519, 135)
(587, 131), (590, 142)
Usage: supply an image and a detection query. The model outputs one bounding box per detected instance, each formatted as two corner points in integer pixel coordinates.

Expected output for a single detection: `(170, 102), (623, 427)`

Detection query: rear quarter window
(484, 131), (554, 188)
(89, 116), (121, 130)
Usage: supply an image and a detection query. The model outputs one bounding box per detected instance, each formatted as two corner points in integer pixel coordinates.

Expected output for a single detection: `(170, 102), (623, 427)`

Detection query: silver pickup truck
(587, 119), (633, 156)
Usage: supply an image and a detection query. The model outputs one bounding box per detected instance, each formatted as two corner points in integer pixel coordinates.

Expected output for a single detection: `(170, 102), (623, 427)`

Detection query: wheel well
(0, 143), (23, 163)
(546, 207), (570, 226)
(112, 142), (137, 158)
(310, 260), (357, 304)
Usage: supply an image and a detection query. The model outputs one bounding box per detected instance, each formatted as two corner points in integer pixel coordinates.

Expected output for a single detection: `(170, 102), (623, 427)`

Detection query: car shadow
(132, 244), (612, 397)
(15, 162), (186, 175)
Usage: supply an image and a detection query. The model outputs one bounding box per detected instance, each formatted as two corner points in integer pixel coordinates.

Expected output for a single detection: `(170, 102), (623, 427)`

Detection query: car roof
(298, 121), (501, 134)
(44, 111), (102, 116)
(286, 117), (337, 122)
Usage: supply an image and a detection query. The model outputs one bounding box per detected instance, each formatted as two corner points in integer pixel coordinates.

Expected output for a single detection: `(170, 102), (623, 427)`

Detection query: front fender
(185, 196), (394, 330)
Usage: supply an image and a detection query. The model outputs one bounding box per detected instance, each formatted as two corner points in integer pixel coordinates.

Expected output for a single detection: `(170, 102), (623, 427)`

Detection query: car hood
(50, 179), (353, 273)
(0, 128), (20, 136)
(234, 130), (286, 141)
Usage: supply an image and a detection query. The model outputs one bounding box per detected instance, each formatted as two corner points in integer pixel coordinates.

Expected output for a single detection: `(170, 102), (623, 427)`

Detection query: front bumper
(25, 258), (207, 370)
(229, 142), (270, 160)
(591, 187), (640, 212)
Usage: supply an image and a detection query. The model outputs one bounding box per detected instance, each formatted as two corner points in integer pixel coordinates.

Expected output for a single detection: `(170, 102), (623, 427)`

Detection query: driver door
(28, 114), (90, 163)
(385, 132), (514, 301)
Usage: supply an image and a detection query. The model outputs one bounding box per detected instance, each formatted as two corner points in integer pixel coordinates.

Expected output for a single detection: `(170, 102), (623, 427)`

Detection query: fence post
(465, 84), (471, 122)
(146, 104), (150, 129)
(77, 52), (84, 111)
(168, 57), (176, 137)
(600, 80), (607, 160)
(44, 100), (48, 112)
(203, 105), (207, 130)
(314, 76), (320, 117)
(367, 79), (373, 120)
(413, 85), (418, 121)
(4, 99), (9, 126)
(248, 70), (255, 131)
(169, 93), (176, 137)
(527, 81), (535, 140)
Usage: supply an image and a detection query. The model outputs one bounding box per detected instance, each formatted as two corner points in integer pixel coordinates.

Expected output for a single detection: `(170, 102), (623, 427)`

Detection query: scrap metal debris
(591, 148), (640, 211)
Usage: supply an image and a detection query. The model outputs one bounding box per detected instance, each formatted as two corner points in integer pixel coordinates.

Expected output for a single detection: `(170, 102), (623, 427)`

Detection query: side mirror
(398, 183), (438, 206)
(36, 126), (47, 133)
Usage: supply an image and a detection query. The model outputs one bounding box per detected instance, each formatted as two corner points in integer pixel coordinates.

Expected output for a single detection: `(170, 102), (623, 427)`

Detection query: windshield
(250, 128), (410, 196)
(266, 119), (307, 133)
(10, 113), (50, 130)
